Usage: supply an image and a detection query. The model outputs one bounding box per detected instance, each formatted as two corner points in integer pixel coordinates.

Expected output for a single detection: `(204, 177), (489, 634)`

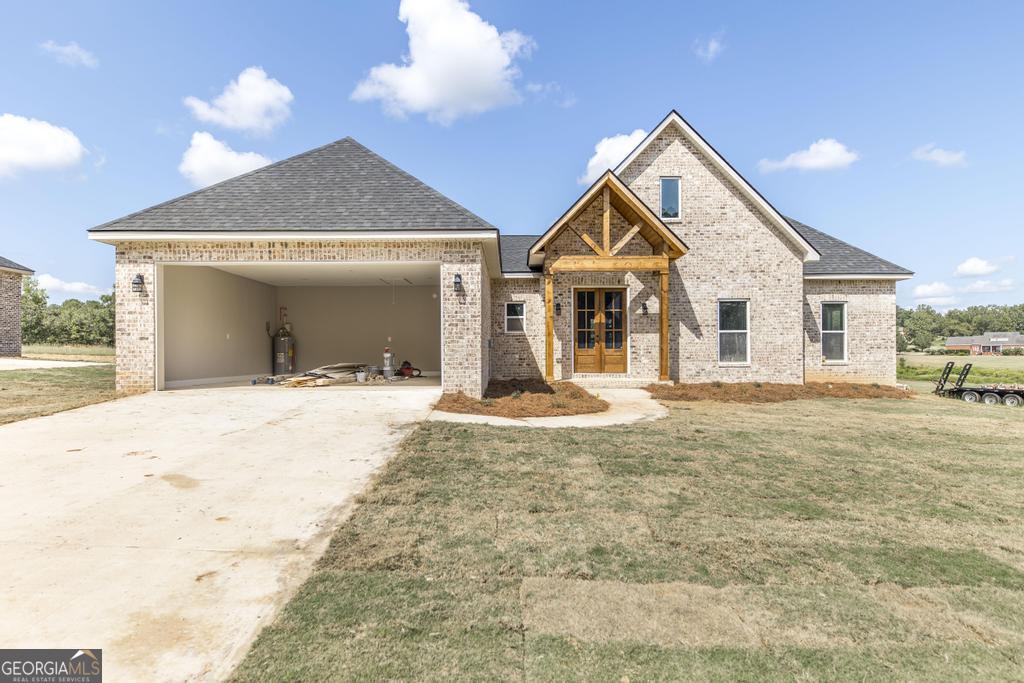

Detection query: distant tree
(20, 277), (50, 343)
(20, 278), (115, 347)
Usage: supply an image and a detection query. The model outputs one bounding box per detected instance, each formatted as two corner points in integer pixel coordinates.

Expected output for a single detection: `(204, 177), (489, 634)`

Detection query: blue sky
(2, 0), (1021, 307)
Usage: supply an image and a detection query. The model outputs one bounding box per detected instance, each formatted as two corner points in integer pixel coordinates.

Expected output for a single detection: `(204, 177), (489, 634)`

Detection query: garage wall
(276, 285), (440, 373)
(163, 266), (276, 383)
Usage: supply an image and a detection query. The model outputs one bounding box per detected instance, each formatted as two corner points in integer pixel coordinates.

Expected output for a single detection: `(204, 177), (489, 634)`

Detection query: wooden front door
(574, 288), (627, 373)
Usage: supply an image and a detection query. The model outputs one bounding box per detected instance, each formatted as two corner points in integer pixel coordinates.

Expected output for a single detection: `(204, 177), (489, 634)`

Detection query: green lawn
(20, 343), (115, 362)
(232, 394), (1024, 681)
(899, 353), (1024, 385)
(0, 365), (117, 425)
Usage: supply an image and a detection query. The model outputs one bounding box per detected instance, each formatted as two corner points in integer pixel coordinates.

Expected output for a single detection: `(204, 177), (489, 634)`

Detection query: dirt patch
(647, 381), (912, 403)
(162, 473), (200, 489)
(434, 380), (609, 418)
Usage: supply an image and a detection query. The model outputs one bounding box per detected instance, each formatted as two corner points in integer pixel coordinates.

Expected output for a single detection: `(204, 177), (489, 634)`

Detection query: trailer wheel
(982, 393), (1001, 405)
(1004, 394), (1022, 408)
(961, 391), (980, 403)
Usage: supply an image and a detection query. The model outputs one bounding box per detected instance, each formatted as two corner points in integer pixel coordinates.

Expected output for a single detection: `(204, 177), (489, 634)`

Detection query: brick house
(946, 332), (1024, 355)
(0, 255), (33, 357)
(89, 110), (912, 397)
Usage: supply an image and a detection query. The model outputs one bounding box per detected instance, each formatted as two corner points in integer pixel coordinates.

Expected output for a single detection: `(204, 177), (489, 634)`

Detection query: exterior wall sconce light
(453, 273), (463, 290)
(131, 274), (145, 294)
(641, 302), (649, 316)
(555, 302), (562, 316)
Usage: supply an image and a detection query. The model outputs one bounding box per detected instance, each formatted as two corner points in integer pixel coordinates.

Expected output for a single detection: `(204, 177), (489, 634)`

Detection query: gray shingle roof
(499, 234), (540, 273)
(946, 332), (1024, 346)
(498, 219), (912, 278)
(0, 255), (32, 273)
(788, 218), (912, 277)
(89, 137), (495, 233)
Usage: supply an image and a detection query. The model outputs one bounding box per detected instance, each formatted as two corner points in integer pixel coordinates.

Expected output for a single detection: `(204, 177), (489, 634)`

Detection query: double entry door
(573, 288), (626, 373)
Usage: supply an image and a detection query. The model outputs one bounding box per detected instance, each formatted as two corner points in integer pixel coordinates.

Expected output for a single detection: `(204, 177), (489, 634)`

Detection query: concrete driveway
(0, 385), (439, 681)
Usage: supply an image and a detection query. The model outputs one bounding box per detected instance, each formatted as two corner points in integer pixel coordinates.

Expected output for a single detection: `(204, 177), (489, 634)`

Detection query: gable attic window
(505, 302), (526, 333)
(660, 177), (680, 220)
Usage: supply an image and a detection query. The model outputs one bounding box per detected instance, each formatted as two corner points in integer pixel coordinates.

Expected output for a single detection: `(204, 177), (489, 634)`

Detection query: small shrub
(511, 390), (522, 400)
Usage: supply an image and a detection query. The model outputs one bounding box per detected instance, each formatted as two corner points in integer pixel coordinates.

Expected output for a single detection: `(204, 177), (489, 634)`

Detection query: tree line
(897, 303), (1024, 351)
(20, 277), (115, 347)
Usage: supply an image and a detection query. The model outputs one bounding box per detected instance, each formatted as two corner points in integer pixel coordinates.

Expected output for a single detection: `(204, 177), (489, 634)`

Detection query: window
(660, 177), (680, 220)
(821, 302), (847, 362)
(504, 302), (526, 333)
(718, 300), (749, 364)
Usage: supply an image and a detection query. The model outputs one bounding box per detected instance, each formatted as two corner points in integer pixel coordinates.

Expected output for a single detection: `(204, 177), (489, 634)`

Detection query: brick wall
(0, 271), (23, 357)
(112, 240), (487, 397)
(618, 124), (806, 383)
(804, 279), (898, 385)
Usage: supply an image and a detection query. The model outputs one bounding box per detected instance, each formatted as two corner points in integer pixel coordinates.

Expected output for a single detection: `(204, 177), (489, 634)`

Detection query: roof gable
(89, 137), (494, 233)
(615, 110), (820, 263)
(529, 171), (688, 260)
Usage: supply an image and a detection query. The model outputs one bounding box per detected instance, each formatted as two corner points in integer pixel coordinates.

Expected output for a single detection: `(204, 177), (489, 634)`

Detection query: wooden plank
(567, 224), (606, 256)
(659, 269), (669, 381)
(548, 254), (670, 274)
(545, 274), (554, 380)
(602, 187), (611, 254)
(610, 223), (642, 256)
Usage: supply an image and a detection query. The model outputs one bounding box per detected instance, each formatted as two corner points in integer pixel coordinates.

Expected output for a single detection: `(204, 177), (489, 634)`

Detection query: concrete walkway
(0, 357), (108, 370)
(0, 384), (440, 681)
(427, 387), (667, 428)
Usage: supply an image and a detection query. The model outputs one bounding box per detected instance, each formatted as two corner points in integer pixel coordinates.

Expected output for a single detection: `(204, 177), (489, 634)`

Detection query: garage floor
(0, 384), (440, 681)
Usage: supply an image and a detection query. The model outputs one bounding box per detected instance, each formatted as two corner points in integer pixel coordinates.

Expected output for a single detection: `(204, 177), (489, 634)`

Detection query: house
(945, 332), (1024, 355)
(88, 110), (912, 397)
(0, 255), (33, 357)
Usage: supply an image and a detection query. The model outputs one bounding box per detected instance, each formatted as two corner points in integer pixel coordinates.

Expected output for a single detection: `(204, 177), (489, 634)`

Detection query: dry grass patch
(0, 365), (117, 425)
(647, 380), (912, 403)
(435, 379), (608, 417)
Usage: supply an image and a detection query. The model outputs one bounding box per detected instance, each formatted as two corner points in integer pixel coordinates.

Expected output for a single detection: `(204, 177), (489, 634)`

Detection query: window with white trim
(660, 177), (680, 220)
(718, 300), (749, 364)
(821, 302), (847, 362)
(504, 302), (526, 333)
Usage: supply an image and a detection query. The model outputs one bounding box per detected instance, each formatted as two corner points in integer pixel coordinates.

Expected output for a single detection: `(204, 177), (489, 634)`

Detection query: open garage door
(156, 262), (441, 389)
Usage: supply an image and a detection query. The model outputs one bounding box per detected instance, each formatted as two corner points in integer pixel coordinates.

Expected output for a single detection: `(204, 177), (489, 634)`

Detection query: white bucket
(356, 371), (367, 383)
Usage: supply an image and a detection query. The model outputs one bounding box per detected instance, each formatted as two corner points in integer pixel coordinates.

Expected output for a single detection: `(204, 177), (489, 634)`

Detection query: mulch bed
(435, 379), (609, 418)
(646, 381), (912, 403)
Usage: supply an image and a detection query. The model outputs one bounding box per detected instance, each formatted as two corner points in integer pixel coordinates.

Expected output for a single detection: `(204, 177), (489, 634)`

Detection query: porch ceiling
(200, 261), (441, 287)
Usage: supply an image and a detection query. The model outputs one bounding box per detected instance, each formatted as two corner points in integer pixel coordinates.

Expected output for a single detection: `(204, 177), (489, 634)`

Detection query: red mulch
(646, 381), (911, 403)
(435, 380), (609, 417)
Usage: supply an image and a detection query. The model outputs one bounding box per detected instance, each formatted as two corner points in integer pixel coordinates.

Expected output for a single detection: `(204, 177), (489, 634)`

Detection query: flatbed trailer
(934, 361), (1023, 407)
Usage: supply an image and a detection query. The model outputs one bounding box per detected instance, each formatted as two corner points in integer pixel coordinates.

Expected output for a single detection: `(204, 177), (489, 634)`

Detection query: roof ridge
(88, 137), (357, 232)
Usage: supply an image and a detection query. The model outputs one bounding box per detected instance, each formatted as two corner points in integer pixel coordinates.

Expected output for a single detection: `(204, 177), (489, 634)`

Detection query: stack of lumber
(277, 363), (363, 388)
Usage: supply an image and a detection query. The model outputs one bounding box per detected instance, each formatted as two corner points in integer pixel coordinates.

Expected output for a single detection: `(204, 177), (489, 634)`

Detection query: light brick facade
(803, 279), (898, 385)
(114, 240), (488, 396)
(0, 270), (23, 357)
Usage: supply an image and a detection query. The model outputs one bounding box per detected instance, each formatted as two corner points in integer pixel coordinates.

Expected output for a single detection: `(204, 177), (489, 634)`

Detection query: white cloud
(178, 132), (271, 188)
(913, 281), (954, 299)
(758, 139), (859, 173)
(525, 81), (576, 108)
(184, 67), (293, 134)
(37, 274), (109, 298)
(578, 129), (647, 185)
(954, 256), (999, 277)
(351, 0), (535, 125)
(693, 35), (724, 63)
(39, 40), (98, 68)
(0, 113), (86, 178)
(912, 143), (966, 167)
(916, 296), (958, 307)
(961, 278), (1014, 294)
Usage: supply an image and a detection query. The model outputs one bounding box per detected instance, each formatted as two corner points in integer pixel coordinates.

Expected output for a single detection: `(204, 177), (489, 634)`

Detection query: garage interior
(157, 262), (442, 389)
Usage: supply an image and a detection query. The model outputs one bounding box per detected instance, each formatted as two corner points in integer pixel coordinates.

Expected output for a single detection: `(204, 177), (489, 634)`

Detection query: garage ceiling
(206, 262), (441, 287)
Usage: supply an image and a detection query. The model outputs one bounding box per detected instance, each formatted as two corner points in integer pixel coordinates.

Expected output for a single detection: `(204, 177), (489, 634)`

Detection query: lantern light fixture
(131, 274), (145, 294)
(555, 302), (562, 317)
(453, 273), (463, 290)
(641, 302), (649, 316)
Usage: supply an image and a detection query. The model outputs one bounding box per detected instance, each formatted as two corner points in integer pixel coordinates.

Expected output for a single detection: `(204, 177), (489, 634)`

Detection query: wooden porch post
(545, 273), (554, 381)
(659, 265), (670, 381)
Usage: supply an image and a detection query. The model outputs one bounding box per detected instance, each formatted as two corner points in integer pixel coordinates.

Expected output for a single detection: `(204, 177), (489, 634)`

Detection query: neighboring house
(0, 255), (33, 357)
(946, 332), (1024, 355)
(89, 110), (912, 397)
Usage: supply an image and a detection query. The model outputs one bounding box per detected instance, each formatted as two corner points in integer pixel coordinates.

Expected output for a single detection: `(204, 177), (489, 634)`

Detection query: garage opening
(157, 262), (442, 389)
